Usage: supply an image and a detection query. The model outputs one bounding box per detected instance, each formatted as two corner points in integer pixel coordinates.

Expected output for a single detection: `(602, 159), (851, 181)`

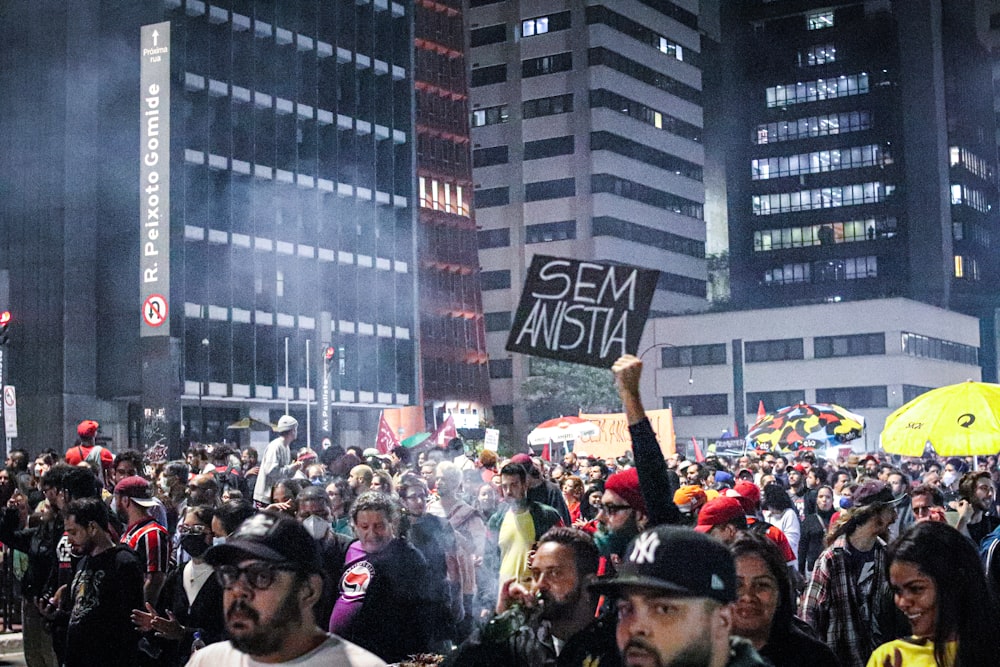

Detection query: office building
(0, 0), (418, 453)
(468, 0), (708, 440)
(414, 0), (492, 429)
(641, 298), (981, 453)
(718, 0), (1000, 378)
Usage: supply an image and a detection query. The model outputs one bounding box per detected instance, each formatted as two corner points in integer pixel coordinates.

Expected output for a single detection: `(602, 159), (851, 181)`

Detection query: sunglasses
(215, 561), (298, 591)
(594, 502), (632, 515)
(177, 524), (209, 536)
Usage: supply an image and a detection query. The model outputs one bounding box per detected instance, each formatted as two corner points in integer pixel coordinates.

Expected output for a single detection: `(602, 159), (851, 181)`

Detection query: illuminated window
(522, 17), (548, 36)
(807, 11), (834, 30)
(954, 255), (964, 278)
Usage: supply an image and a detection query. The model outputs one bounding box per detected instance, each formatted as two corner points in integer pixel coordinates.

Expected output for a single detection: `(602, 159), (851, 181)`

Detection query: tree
(520, 358), (622, 422)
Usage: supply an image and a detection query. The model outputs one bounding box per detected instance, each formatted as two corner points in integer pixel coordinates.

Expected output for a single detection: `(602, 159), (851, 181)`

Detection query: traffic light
(0, 311), (9, 346)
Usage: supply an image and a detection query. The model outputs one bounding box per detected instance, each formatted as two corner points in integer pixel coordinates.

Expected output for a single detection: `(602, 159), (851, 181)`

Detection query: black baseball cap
(204, 512), (322, 573)
(590, 525), (737, 604)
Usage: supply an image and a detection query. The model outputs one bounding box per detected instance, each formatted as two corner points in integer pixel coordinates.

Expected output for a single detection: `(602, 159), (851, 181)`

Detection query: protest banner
(576, 408), (675, 459)
(505, 255), (659, 368)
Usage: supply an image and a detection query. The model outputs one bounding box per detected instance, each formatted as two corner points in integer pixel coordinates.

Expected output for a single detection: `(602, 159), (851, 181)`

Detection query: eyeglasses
(215, 562), (297, 591)
(177, 524), (208, 536)
(594, 502), (632, 515)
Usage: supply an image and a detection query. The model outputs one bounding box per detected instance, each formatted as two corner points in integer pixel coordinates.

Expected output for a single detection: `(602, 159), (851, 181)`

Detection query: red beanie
(605, 468), (646, 514)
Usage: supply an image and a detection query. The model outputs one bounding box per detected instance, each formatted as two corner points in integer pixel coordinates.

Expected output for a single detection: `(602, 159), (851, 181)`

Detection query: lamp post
(637, 342), (693, 410)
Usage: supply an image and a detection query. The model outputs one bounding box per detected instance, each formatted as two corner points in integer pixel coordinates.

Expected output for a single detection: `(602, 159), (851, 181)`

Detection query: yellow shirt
(866, 637), (958, 667)
(498, 508), (534, 585)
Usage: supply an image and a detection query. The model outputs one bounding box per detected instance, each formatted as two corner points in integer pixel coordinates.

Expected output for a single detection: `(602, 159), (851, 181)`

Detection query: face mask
(942, 471), (958, 487)
(212, 536), (227, 547)
(310, 477), (326, 486)
(839, 497), (853, 510)
(180, 534), (211, 558)
(302, 515), (329, 540)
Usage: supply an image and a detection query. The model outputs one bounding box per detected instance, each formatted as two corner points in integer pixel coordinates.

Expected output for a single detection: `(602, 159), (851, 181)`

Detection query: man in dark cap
(191, 512), (385, 666)
(591, 525), (768, 667)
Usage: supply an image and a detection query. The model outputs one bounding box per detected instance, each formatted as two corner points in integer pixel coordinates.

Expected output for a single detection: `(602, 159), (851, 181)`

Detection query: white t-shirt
(185, 634), (386, 667)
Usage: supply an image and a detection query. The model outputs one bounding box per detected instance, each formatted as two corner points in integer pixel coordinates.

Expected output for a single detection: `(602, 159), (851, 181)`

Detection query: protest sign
(577, 408), (675, 458)
(505, 255), (659, 368)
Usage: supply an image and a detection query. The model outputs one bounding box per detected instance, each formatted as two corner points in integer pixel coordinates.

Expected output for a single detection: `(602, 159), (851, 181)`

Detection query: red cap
(695, 496), (745, 533)
(792, 464), (806, 473)
(510, 453), (532, 466)
(77, 420), (99, 439)
(732, 480), (761, 512)
(605, 468), (645, 514)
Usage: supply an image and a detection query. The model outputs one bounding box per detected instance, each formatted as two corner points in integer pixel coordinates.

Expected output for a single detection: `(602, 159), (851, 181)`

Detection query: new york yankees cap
(590, 525), (737, 603)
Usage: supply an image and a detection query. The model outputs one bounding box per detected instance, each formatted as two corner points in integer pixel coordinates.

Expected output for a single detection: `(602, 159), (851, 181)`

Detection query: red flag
(375, 412), (400, 454)
(541, 443), (550, 462)
(691, 437), (705, 463)
(732, 421), (740, 438)
(429, 414), (458, 448)
(754, 400), (766, 426)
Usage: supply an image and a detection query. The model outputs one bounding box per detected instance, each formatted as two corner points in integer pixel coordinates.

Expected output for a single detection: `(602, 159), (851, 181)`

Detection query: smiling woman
(729, 533), (839, 667)
(867, 522), (1000, 667)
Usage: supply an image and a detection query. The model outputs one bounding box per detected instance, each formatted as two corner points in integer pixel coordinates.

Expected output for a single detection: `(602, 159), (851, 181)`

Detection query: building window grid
(584, 6), (689, 64)
(524, 136), (575, 161)
(807, 11), (835, 30)
(664, 394), (728, 416)
(593, 216), (705, 259)
(950, 146), (996, 182)
(814, 333), (885, 358)
(953, 255), (981, 280)
(816, 385), (887, 408)
(752, 182), (888, 215)
(661, 344), (727, 368)
(484, 311), (511, 332)
(745, 338), (805, 363)
(470, 64), (507, 87)
(477, 228), (510, 249)
(764, 256), (878, 285)
(525, 177), (576, 202)
(902, 384), (933, 403)
(901, 332), (978, 365)
(474, 186), (509, 209)
(525, 220), (577, 244)
(766, 73), (869, 108)
(950, 183), (992, 214)
(592, 174), (704, 220)
(522, 52), (573, 78)
(754, 217), (897, 251)
(523, 93), (574, 120)
(522, 11), (570, 37)
(419, 176), (469, 217)
(798, 44), (836, 67)
(471, 104), (509, 127)
(479, 270), (511, 291)
(752, 144), (886, 180)
(746, 390), (806, 413)
(587, 48), (701, 105)
(592, 131), (703, 181)
(472, 145), (509, 167)
(590, 89), (701, 143)
(756, 111), (871, 145)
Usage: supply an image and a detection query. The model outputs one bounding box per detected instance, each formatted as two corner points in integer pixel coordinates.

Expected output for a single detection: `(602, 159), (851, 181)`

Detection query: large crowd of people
(3, 356), (1000, 665)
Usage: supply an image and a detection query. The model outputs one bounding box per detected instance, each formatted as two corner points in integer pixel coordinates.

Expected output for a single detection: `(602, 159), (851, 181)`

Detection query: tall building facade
(468, 0), (708, 441)
(720, 1), (999, 335)
(0, 0), (418, 453)
(414, 0), (491, 430)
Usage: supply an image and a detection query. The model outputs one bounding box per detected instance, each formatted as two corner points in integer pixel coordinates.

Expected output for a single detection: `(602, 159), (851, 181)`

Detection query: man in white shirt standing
(187, 512), (385, 666)
(253, 416), (301, 506)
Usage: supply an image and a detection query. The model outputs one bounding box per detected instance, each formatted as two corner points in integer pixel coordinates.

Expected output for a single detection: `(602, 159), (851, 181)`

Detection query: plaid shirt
(798, 534), (900, 667)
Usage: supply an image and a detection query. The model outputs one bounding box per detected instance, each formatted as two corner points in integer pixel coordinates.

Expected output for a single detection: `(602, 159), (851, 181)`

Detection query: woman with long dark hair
(867, 521), (1000, 667)
(730, 532), (839, 667)
(798, 484), (835, 576)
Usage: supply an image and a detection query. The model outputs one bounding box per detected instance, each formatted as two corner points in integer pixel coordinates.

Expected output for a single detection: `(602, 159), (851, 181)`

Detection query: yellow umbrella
(880, 380), (1000, 457)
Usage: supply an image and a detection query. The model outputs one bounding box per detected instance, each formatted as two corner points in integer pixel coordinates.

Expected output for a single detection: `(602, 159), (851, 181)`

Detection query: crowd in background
(3, 367), (1000, 665)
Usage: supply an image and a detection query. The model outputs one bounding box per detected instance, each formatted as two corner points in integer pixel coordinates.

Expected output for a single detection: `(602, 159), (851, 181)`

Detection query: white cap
(275, 415), (299, 433)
